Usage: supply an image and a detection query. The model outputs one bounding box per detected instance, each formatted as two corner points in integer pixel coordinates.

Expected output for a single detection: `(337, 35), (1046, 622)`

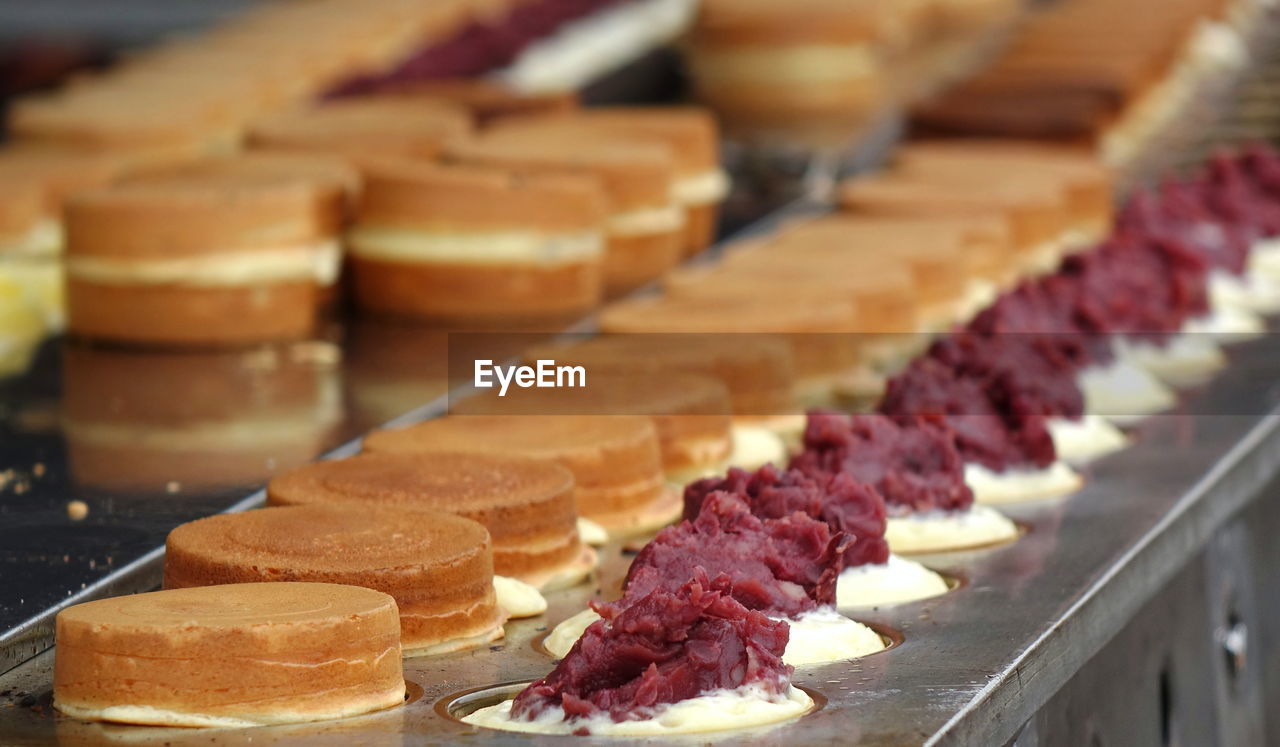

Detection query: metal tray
(3, 329), (1280, 745)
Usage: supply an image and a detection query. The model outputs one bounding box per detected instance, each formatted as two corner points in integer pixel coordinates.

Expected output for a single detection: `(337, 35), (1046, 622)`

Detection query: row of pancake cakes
(50, 141), (1280, 735)
(1, 83), (727, 348)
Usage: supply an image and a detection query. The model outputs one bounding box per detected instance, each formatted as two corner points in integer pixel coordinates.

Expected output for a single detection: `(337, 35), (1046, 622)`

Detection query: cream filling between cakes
(544, 606), (879, 666)
(346, 226), (604, 266)
(964, 461), (1083, 505)
(607, 202), (687, 237)
(54, 678), (406, 728)
(836, 554), (950, 607)
(885, 505), (1019, 554)
(0, 259), (64, 331)
(693, 45), (880, 85)
(0, 218), (62, 258)
(494, 575), (548, 618)
(673, 169), (731, 206)
(0, 273), (48, 341)
(66, 239), (341, 287)
(463, 682), (812, 736)
(1047, 415), (1129, 464)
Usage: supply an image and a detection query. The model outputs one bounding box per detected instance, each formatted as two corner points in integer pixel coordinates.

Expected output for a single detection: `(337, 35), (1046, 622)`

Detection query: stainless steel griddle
(6, 5), (1280, 745)
(3, 331), (1280, 745)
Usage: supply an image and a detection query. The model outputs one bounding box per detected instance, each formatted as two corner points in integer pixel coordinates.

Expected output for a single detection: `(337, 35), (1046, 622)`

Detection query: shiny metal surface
(3, 333), (1280, 745)
(0, 335), (367, 674)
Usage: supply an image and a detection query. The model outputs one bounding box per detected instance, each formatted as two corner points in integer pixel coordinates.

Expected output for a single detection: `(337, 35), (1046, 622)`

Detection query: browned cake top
(166, 504), (490, 575)
(66, 173), (342, 258)
(355, 161), (607, 232)
(0, 176), (45, 236)
(693, 0), (895, 46)
(0, 148), (126, 212)
(599, 293), (860, 334)
(131, 152), (360, 204)
(363, 80), (578, 124)
(265, 452), (578, 579)
(491, 108), (720, 175)
(445, 130), (675, 210)
(455, 372), (732, 419)
(248, 98), (471, 160)
(523, 335), (797, 416)
(270, 451), (575, 513)
(58, 582), (396, 634)
(362, 415), (656, 461)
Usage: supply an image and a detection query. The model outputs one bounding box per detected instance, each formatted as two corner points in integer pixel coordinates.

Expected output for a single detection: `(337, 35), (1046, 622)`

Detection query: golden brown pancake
(54, 582), (405, 727)
(164, 504), (505, 656)
(362, 415), (671, 537)
(268, 451), (587, 587)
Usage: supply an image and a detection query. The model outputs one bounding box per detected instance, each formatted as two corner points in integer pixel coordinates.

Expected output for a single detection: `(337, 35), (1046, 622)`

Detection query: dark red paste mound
(1197, 149), (1280, 241)
(328, 0), (628, 96)
(628, 492), (845, 617)
(879, 357), (1057, 471)
(684, 465), (889, 568)
(510, 572), (792, 724)
(966, 274), (1114, 365)
(1117, 182), (1249, 276)
(925, 333), (1085, 419)
(1059, 234), (1209, 339)
(1235, 143), (1280, 208)
(790, 413), (975, 515)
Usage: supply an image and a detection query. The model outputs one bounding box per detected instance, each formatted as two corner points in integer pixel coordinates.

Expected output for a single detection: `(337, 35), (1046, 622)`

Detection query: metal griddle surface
(3, 330), (1280, 745)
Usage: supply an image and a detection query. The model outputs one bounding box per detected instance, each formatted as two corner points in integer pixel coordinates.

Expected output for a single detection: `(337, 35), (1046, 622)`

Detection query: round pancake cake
(838, 174), (1068, 271)
(522, 334), (799, 420)
(490, 108), (725, 255)
(445, 131), (682, 297)
(347, 161), (607, 326)
(688, 0), (895, 144)
(362, 415), (671, 538)
(355, 80), (579, 124)
(164, 505), (505, 656)
(64, 172), (343, 347)
(268, 451), (589, 589)
(454, 373), (735, 483)
(247, 98), (471, 165)
(54, 582), (405, 727)
(667, 255), (919, 334)
(598, 293), (862, 400)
